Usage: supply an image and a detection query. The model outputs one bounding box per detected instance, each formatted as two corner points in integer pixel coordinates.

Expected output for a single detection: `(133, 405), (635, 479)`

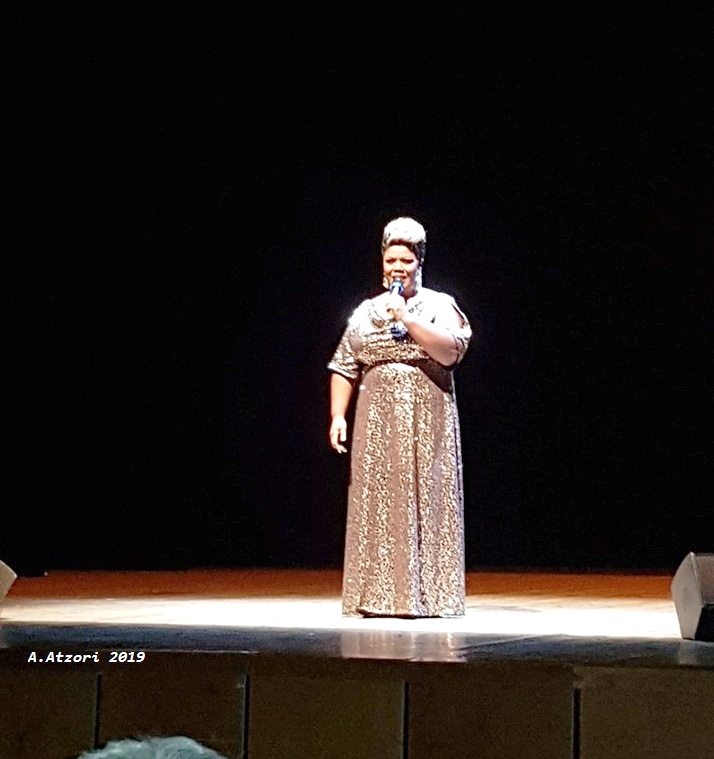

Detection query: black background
(5, 6), (712, 575)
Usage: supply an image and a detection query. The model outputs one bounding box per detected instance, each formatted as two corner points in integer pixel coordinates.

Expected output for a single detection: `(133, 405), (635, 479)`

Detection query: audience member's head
(75, 735), (229, 759)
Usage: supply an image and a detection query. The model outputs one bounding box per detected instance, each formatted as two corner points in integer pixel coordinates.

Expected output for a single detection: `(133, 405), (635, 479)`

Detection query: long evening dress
(328, 287), (472, 617)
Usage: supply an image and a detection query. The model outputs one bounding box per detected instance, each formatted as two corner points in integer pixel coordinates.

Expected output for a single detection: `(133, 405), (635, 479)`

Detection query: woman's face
(382, 244), (420, 297)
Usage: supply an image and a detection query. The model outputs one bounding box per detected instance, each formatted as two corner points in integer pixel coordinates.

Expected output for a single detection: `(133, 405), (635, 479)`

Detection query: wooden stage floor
(2, 568), (714, 759)
(2, 567), (712, 665)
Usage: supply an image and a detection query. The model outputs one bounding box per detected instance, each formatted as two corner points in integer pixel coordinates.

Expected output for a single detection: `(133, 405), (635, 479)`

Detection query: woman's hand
(330, 415), (348, 453)
(385, 292), (407, 321)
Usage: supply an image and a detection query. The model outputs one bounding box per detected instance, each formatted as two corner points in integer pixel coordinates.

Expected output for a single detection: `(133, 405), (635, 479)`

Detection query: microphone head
(389, 277), (404, 295)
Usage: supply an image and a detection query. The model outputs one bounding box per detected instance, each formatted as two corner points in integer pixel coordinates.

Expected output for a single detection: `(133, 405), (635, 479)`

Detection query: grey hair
(381, 217), (426, 264)
(75, 736), (229, 759)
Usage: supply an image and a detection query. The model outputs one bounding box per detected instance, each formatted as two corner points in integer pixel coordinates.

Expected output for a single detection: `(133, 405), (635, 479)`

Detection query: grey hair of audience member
(74, 735), (229, 759)
(381, 216), (427, 264)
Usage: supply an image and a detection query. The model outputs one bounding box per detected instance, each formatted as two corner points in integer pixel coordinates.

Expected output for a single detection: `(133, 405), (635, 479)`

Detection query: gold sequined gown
(328, 287), (472, 617)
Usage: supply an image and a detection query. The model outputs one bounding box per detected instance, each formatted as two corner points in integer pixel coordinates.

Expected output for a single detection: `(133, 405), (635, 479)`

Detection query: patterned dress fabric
(328, 287), (472, 617)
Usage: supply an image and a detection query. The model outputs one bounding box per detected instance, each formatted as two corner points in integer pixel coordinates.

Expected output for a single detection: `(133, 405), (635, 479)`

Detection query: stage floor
(3, 568), (714, 759)
(2, 568), (713, 667)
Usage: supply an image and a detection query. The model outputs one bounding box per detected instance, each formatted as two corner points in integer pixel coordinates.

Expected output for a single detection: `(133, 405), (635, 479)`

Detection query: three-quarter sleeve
(440, 294), (472, 364)
(327, 313), (361, 381)
(452, 302), (472, 364)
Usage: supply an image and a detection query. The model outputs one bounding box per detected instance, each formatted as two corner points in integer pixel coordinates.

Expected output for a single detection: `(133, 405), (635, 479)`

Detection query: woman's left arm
(395, 296), (468, 367)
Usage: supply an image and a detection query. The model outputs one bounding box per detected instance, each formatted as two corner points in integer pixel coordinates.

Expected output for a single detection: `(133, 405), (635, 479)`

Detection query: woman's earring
(382, 275), (390, 290)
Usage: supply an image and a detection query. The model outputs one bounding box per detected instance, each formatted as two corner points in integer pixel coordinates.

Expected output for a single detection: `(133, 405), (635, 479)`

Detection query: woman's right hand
(329, 415), (348, 454)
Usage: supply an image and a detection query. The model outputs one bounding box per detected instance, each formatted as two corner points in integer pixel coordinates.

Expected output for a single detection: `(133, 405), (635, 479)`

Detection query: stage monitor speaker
(671, 552), (714, 642)
(1, 559), (17, 606)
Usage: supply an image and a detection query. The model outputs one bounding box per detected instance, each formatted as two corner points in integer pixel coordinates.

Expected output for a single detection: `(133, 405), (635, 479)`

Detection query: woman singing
(328, 216), (472, 618)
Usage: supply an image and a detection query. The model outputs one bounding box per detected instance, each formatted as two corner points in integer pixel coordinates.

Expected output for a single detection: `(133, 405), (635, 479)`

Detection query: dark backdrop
(5, 7), (712, 575)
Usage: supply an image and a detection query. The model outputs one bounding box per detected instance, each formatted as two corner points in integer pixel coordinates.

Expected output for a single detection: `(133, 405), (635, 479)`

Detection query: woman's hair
(381, 217), (426, 264)
(75, 736), (229, 759)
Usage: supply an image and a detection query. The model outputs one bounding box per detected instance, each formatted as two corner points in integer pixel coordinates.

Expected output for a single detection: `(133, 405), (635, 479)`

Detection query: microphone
(388, 277), (408, 340)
